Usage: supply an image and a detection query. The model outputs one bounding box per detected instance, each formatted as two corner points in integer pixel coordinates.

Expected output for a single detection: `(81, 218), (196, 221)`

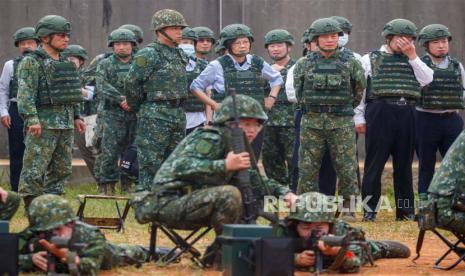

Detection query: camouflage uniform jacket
(17, 46), (80, 129)
(153, 125), (291, 197)
(274, 219), (373, 273)
(293, 50), (366, 129)
(18, 221), (106, 275)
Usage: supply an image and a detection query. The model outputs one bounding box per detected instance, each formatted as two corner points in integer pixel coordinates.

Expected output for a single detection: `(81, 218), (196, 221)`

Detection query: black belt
(152, 99), (185, 108)
(370, 98), (416, 106)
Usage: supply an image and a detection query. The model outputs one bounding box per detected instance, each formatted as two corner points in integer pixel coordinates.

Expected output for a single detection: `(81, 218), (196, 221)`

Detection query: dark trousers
(415, 110), (463, 194)
(7, 102), (25, 192)
(362, 102), (415, 218)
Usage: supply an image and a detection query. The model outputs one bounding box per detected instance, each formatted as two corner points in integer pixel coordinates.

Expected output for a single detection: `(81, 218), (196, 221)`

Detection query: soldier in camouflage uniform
(193, 26), (215, 60)
(274, 192), (410, 273)
(0, 187), (20, 220)
(17, 15), (86, 209)
(0, 27), (39, 192)
(294, 18), (365, 220)
(94, 29), (138, 194)
(262, 29), (296, 186)
(354, 19), (434, 221)
(415, 24), (465, 196)
(125, 9), (189, 192)
(131, 95), (297, 265)
(19, 194), (148, 274)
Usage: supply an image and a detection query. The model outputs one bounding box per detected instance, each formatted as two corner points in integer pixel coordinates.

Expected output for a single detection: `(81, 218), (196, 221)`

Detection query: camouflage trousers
(262, 126), (295, 185)
(327, 240), (382, 273)
(297, 126), (359, 199)
(19, 129), (73, 198)
(94, 111), (137, 183)
(132, 185), (242, 235)
(0, 191), (20, 220)
(135, 108), (185, 191)
(101, 242), (148, 269)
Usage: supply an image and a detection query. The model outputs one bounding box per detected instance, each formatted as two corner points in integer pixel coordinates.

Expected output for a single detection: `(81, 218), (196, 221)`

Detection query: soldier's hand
(296, 250), (315, 267)
(264, 97), (276, 111)
(74, 119), (86, 134)
(32, 251), (48, 272)
(271, 64), (284, 72)
(355, 124), (366, 134)
(397, 37), (417, 60)
(212, 101), (220, 111)
(28, 124), (42, 137)
(0, 187), (7, 203)
(81, 88), (89, 98)
(283, 192), (298, 208)
(1, 115), (11, 128)
(120, 100), (131, 111)
(225, 151), (251, 172)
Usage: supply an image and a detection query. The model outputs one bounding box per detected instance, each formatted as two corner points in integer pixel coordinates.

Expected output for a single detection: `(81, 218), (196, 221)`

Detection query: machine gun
(226, 88), (258, 224)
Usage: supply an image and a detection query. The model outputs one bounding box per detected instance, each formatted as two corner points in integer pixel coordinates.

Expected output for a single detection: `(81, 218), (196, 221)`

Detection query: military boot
(120, 176), (133, 193)
(374, 240), (411, 259)
(201, 239), (222, 270)
(340, 198), (356, 222)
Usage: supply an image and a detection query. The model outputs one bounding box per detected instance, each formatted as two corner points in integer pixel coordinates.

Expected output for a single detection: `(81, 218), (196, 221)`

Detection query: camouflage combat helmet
(382, 19), (417, 38)
(330, 16), (353, 34)
(220, 24), (254, 47)
(151, 9), (187, 31)
(214, 38), (226, 54)
(182, 27), (197, 41)
(13, 27), (40, 47)
(288, 192), (336, 223)
(119, 24), (144, 44)
(36, 15), (71, 37)
(301, 28), (311, 44)
(264, 29), (294, 48)
(63, 44), (88, 60)
(107, 28), (137, 47)
(418, 24), (452, 46)
(28, 194), (77, 232)
(213, 94), (268, 124)
(307, 18), (343, 42)
(193, 26), (216, 43)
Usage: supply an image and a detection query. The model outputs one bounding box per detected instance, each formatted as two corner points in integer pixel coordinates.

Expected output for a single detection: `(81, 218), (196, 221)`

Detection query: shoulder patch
(135, 56), (147, 68)
(195, 139), (213, 154)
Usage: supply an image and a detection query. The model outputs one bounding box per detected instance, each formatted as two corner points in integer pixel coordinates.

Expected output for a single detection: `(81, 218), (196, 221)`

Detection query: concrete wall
(0, 0), (464, 158)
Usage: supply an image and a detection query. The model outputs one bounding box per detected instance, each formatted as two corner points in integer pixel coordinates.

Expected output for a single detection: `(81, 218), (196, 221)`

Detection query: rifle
(42, 234), (88, 276)
(226, 88), (258, 224)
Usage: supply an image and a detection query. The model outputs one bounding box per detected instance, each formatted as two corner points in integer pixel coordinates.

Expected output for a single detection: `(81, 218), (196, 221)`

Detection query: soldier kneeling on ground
(18, 194), (149, 274)
(274, 192), (411, 273)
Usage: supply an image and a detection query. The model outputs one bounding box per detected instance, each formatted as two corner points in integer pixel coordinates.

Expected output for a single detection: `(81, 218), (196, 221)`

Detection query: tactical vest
(9, 56), (23, 99)
(419, 55), (464, 109)
(33, 51), (83, 106)
(211, 88), (225, 103)
(143, 42), (188, 102)
(264, 59), (296, 103)
(102, 55), (132, 110)
(367, 51), (421, 100)
(218, 55), (266, 103)
(300, 51), (354, 115)
(184, 57), (208, 112)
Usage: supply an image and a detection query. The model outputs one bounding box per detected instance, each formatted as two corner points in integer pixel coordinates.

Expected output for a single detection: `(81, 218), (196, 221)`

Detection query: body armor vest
(143, 42), (188, 102)
(218, 55), (266, 103)
(9, 56), (23, 99)
(419, 55), (464, 109)
(34, 51), (83, 106)
(264, 59), (296, 103)
(300, 51), (354, 114)
(367, 51), (421, 100)
(184, 57), (208, 112)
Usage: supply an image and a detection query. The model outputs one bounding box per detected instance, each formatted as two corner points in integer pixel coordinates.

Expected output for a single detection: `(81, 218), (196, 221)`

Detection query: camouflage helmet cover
(330, 16), (353, 34)
(13, 27), (40, 47)
(28, 194), (77, 232)
(220, 24), (254, 47)
(63, 44), (88, 60)
(182, 27), (197, 41)
(307, 18), (343, 42)
(288, 192), (336, 223)
(418, 24), (452, 46)
(193, 26), (216, 43)
(107, 28), (137, 47)
(151, 9), (188, 31)
(119, 24), (144, 43)
(382, 18), (417, 38)
(264, 29), (295, 48)
(213, 94), (268, 124)
(36, 15), (71, 37)
(214, 38), (226, 54)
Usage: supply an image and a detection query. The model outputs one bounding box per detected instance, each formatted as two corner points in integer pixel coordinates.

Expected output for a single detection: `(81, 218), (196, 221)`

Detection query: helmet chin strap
(159, 29), (178, 46)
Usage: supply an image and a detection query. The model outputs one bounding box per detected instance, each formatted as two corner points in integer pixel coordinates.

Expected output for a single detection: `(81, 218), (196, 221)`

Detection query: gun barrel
(321, 235), (346, 247)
